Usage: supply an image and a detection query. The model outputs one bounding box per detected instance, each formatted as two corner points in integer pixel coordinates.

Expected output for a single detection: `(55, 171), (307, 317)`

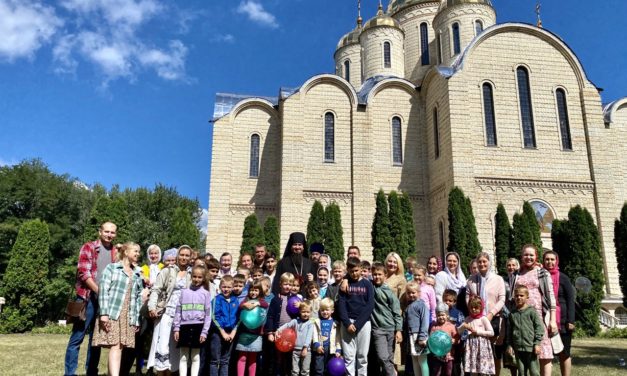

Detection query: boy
(326, 260), (346, 302)
(405, 256), (418, 281)
(507, 286), (544, 376)
(209, 275), (239, 376)
(370, 264), (402, 376)
(428, 303), (459, 376)
(251, 265), (264, 283)
(266, 272), (297, 376)
(206, 258), (221, 296)
(265, 253), (277, 283)
(278, 301), (315, 376)
(359, 260), (371, 280)
(338, 257), (375, 376)
(312, 297), (341, 376)
(233, 273), (248, 304)
(442, 288), (464, 376)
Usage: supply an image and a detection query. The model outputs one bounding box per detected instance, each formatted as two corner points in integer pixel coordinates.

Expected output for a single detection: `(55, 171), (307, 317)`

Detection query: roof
(212, 93), (278, 122)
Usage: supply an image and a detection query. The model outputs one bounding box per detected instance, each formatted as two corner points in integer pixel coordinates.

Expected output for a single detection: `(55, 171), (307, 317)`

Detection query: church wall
(335, 45), (362, 88)
(361, 27), (405, 80)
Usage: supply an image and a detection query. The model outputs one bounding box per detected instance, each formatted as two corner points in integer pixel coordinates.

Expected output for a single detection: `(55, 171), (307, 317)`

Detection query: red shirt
(75, 239), (117, 300)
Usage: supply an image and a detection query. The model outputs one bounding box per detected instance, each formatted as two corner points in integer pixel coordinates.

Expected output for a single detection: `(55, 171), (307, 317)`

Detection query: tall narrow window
(438, 220), (445, 259)
(344, 60), (350, 82)
(384, 42), (391, 68)
(324, 112), (335, 162)
(437, 33), (442, 64)
(392, 116), (403, 164)
(475, 20), (483, 35)
(433, 108), (440, 158)
(482, 83), (497, 146)
(452, 22), (461, 55)
(249, 134), (260, 177)
(517, 67), (536, 148)
(420, 23), (430, 65)
(555, 89), (572, 150)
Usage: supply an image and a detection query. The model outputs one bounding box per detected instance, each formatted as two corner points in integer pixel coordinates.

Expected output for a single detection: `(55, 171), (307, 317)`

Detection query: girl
(236, 281), (269, 376)
(405, 281), (430, 376)
(173, 266), (212, 376)
(413, 264), (437, 322)
(317, 267), (330, 298)
(458, 296), (495, 375)
(304, 281), (321, 318)
(93, 242), (143, 376)
(291, 278), (303, 299)
(278, 301), (315, 376)
(427, 255), (441, 277)
(429, 303), (459, 376)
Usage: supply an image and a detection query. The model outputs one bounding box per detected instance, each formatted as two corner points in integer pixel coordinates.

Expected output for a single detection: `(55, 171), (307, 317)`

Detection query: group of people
(63, 222), (576, 376)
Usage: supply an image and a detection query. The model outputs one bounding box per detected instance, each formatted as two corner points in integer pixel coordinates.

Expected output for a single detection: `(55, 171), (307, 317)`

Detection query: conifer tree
(522, 201), (543, 257)
(511, 212), (531, 258)
(447, 187), (469, 270)
(494, 203), (512, 275)
(306, 200), (325, 246)
(324, 203), (344, 262)
(371, 189), (392, 262)
(240, 214), (264, 255)
(388, 191), (409, 258)
(264, 215), (280, 258)
(463, 195), (482, 260)
(401, 192), (417, 258)
(0, 219), (50, 332)
(615, 203), (627, 306)
(169, 207), (201, 249)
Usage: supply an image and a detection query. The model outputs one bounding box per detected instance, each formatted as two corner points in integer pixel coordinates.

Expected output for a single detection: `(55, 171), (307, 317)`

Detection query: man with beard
(271, 232), (315, 295)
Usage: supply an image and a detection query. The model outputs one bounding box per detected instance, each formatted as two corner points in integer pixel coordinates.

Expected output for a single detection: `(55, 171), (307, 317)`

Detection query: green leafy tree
(306, 200), (325, 246)
(614, 203), (627, 306)
(494, 203), (512, 275)
(169, 207), (201, 249)
(84, 193), (130, 243)
(264, 216), (280, 258)
(388, 191), (409, 258)
(447, 187), (480, 272)
(324, 203), (344, 262)
(371, 189), (392, 262)
(240, 214), (264, 255)
(0, 220), (50, 333)
(400, 192), (417, 258)
(551, 205), (605, 336)
(522, 201), (543, 257)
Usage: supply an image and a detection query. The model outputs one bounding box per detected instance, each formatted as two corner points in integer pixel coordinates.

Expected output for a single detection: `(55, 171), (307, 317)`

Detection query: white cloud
(0, 0), (62, 61)
(211, 34), (235, 44)
(237, 1), (278, 29)
(139, 40), (188, 81)
(197, 208), (208, 235)
(60, 0), (162, 28)
(0, 157), (18, 167)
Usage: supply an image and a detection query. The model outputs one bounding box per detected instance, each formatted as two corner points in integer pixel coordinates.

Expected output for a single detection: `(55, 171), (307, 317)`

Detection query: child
(442, 289), (464, 326)
(424, 275), (436, 288)
(305, 281), (321, 318)
(209, 275), (239, 376)
(317, 267), (330, 298)
(278, 301), (315, 376)
(405, 256), (418, 281)
(251, 266), (264, 283)
(266, 272), (297, 376)
(236, 281), (269, 376)
(326, 261), (346, 302)
(507, 286), (544, 376)
(206, 258), (220, 297)
(265, 253), (277, 283)
(370, 264), (402, 376)
(428, 304), (459, 376)
(458, 296), (495, 375)
(360, 260), (371, 280)
(405, 281), (430, 376)
(413, 264), (436, 322)
(233, 273), (248, 305)
(173, 266), (212, 376)
(312, 297), (341, 376)
(338, 257), (375, 376)
(292, 278), (304, 299)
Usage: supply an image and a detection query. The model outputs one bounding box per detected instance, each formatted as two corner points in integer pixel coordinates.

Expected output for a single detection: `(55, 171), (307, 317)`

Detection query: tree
(84, 193), (130, 243)
(494, 203), (512, 275)
(388, 191), (409, 259)
(241, 214), (264, 256)
(264, 216), (280, 258)
(512, 212), (531, 259)
(371, 189), (392, 262)
(306, 200), (325, 246)
(0, 220), (50, 332)
(522, 201), (543, 257)
(400, 192), (417, 258)
(324, 203), (344, 262)
(614, 203), (627, 306)
(169, 207), (201, 249)
(447, 187), (480, 272)
(552, 205), (605, 336)
(463, 195), (482, 259)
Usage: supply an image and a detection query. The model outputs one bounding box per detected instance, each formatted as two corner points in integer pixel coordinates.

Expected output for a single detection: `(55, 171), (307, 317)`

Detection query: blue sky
(1, 0), (626, 229)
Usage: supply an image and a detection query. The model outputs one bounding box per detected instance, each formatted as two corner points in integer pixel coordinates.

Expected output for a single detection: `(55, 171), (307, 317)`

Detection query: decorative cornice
(371, 191), (424, 202)
(474, 177), (594, 196)
(303, 190), (353, 205)
(428, 184), (447, 202)
(229, 204), (277, 214)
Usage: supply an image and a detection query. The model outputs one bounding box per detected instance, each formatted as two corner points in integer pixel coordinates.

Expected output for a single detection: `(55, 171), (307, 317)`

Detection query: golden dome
(388, 0), (438, 14)
(439, 0), (493, 11)
(362, 5), (402, 32)
(336, 26), (362, 50)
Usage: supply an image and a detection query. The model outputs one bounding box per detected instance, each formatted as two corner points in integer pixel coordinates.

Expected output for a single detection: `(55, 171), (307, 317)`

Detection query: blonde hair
(298, 300), (312, 311)
(385, 252), (405, 276)
(116, 242), (140, 261)
(405, 281), (421, 293)
(320, 297), (335, 311)
(332, 260), (346, 270)
(280, 272), (295, 284)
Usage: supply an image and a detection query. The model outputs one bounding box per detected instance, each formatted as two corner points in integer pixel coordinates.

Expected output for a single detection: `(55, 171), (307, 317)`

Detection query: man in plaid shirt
(64, 221), (118, 376)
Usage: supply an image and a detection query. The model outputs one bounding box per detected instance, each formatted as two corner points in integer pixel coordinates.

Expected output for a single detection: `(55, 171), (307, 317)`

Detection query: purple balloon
(286, 296), (302, 317)
(327, 357), (346, 376)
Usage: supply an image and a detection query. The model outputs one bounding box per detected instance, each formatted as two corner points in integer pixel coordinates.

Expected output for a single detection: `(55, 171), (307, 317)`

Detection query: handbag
(64, 276), (87, 324)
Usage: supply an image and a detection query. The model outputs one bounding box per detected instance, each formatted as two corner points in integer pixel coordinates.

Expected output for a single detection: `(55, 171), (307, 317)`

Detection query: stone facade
(206, 1), (625, 299)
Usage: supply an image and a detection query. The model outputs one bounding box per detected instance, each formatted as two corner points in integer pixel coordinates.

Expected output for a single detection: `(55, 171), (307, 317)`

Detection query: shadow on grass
(571, 344), (627, 369)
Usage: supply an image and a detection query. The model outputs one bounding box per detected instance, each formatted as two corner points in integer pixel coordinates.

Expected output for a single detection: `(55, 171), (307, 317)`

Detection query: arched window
(249, 134), (260, 178)
(452, 22), (461, 55)
(437, 33), (443, 64)
(482, 83), (497, 146)
(438, 220), (445, 259)
(344, 60), (350, 82)
(433, 108), (440, 158)
(383, 41), (392, 68)
(392, 116), (403, 164)
(475, 20), (483, 35)
(555, 89), (572, 150)
(517, 67), (536, 148)
(420, 23), (430, 66)
(529, 200), (555, 233)
(324, 112), (335, 162)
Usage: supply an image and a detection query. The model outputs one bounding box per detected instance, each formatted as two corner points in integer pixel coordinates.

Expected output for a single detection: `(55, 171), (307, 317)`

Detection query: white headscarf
(146, 244), (162, 284)
(442, 252), (466, 290)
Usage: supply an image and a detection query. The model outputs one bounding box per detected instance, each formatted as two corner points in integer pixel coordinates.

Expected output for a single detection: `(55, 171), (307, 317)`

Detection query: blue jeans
(312, 343), (330, 376)
(209, 329), (231, 376)
(64, 294), (101, 376)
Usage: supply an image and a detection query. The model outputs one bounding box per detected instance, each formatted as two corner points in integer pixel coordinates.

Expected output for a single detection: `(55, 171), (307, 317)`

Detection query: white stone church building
(206, 0), (626, 311)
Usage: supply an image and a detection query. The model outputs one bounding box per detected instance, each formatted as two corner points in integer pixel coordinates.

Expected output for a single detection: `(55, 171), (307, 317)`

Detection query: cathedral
(206, 0), (626, 312)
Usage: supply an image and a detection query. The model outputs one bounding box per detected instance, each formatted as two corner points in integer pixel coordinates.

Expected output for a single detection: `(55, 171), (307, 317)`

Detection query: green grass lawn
(0, 334), (626, 375)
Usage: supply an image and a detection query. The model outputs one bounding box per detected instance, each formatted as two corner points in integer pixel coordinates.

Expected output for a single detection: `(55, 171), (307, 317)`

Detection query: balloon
(275, 327), (297, 352)
(286, 296), (302, 317)
(575, 276), (592, 294)
(327, 357), (346, 376)
(240, 306), (265, 329)
(427, 330), (452, 357)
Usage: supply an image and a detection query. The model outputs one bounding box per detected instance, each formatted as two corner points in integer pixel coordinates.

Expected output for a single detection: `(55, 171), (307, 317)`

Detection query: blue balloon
(286, 296), (302, 317)
(427, 330), (452, 357)
(240, 306), (265, 329)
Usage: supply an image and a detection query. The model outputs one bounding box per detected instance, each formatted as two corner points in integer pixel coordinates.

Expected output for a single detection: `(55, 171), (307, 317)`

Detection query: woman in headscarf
(543, 250), (575, 376)
(426, 255), (441, 277)
(434, 251), (467, 303)
(466, 252), (506, 374)
(271, 232), (314, 295)
(512, 244), (557, 376)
